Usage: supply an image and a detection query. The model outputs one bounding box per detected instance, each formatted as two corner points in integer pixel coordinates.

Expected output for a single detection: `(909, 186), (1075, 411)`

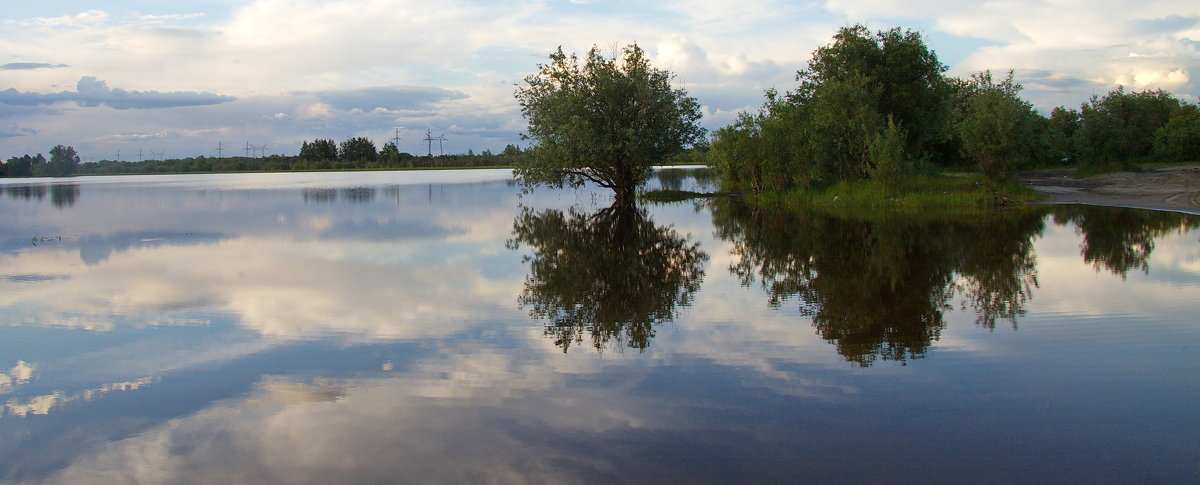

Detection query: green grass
(638, 189), (712, 203)
(747, 174), (1043, 211)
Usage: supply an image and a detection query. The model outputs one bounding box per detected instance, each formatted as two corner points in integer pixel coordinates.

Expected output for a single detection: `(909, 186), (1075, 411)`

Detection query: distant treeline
(1, 138), (528, 177)
(708, 25), (1200, 193)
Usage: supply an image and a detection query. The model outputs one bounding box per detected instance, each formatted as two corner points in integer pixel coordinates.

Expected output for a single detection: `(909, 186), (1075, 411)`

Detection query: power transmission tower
(216, 141), (223, 158)
(423, 129), (449, 155)
(244, 142), (267, 158)
(393, 128), (402, 148)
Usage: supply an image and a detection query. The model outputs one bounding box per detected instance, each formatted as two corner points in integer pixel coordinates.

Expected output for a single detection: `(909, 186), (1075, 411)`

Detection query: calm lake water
(1, 169), (1197, 484)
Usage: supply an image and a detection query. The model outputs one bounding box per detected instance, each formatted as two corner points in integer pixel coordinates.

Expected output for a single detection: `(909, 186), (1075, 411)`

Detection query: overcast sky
(2, 1), (1197, 161)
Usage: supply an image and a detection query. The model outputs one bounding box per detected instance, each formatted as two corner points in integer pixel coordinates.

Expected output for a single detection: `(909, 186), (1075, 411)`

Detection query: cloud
(3, 1), (1198, 157)
(0, 77), (236, 110)
(306, 86), (468, 112)
(0, 62), (69, 70)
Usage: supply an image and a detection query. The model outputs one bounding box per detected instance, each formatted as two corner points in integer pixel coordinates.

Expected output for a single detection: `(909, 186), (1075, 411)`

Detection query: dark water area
(0, 169), (1197, 484)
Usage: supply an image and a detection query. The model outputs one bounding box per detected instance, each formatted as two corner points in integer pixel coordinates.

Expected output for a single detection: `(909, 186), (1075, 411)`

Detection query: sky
(1, 0), (1198, 161)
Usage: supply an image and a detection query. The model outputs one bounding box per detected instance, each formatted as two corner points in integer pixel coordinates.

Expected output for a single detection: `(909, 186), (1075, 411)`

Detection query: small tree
(514, 43), (706, 205)
(959, 71), (1034, 185)
(379, 141), (402, 166)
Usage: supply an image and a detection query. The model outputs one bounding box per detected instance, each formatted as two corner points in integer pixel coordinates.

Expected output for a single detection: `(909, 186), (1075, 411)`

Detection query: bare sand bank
(1020, 164), (1200, 215)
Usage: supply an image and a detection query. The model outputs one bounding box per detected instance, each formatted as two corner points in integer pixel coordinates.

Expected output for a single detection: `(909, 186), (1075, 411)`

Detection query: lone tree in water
(514, 43), (706, 205)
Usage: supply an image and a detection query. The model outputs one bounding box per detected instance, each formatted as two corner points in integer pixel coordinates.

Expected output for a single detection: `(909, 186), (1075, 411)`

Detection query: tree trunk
(613, 185), (636, 207)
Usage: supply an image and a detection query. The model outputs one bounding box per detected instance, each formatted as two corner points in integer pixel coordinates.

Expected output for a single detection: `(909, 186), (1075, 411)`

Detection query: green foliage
(1152, 104), (1200, 162)
(710, 24), (951, 195)
(807, 73), (882, 181)
(1074, 87), (1182, 171)
(72, 150), (517, 176)
(795, 25), (950, 163)
(869, 116), (907, 194)
(514, 43), (706, 203)
(707, 23), (1197, 200)
(3, 154), (44, 177)
(299, 139), (338, 161)
(958, 70), (1036, 185)
(36, 145), (81, 177)
(338, 137), (377, 163)
(778, 174), (1024, 210)
(1045, 106), (1081, 163)
(3, 147), (77, 177)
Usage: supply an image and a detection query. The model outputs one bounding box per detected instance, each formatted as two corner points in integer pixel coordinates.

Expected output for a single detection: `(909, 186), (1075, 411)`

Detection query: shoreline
(1020, 164), (1200, 215)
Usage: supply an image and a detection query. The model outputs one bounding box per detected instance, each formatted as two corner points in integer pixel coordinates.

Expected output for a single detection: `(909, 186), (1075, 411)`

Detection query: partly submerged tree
(514, 43), (706, 205)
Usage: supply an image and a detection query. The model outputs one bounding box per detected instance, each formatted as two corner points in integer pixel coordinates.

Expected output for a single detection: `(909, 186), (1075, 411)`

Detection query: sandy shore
(1020, 164), (1200, 215)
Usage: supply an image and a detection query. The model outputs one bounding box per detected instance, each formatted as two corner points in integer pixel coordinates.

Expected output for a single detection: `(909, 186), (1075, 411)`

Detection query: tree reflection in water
(508, 203), (708, 353)
(1051, 206), (1200, 278)
(712, 200), (1047, 366)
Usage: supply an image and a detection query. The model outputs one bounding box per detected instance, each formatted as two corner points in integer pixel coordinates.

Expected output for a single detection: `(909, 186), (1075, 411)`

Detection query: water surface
(1, 170), (1197, 483)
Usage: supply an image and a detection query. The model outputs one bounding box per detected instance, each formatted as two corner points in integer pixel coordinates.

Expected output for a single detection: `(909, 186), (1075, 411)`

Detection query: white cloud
(1, 1), (1198, 157)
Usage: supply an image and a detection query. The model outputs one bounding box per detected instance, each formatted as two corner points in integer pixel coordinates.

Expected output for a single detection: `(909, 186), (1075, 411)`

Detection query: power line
(423, 128), (447, 156)
(244, 142), (267, 158)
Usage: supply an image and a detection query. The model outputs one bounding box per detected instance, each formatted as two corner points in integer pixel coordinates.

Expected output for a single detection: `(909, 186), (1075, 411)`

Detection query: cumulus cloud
(0, 77), (236, 110)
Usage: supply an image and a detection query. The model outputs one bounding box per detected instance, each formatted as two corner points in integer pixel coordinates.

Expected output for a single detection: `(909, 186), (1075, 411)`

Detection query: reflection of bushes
(508, 204), (708, 353)
(2, 184), (80, 208)
(301, 187), (377, 204)
(712, 201), (1047, 366)
(1052, 206), (1200, 278)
